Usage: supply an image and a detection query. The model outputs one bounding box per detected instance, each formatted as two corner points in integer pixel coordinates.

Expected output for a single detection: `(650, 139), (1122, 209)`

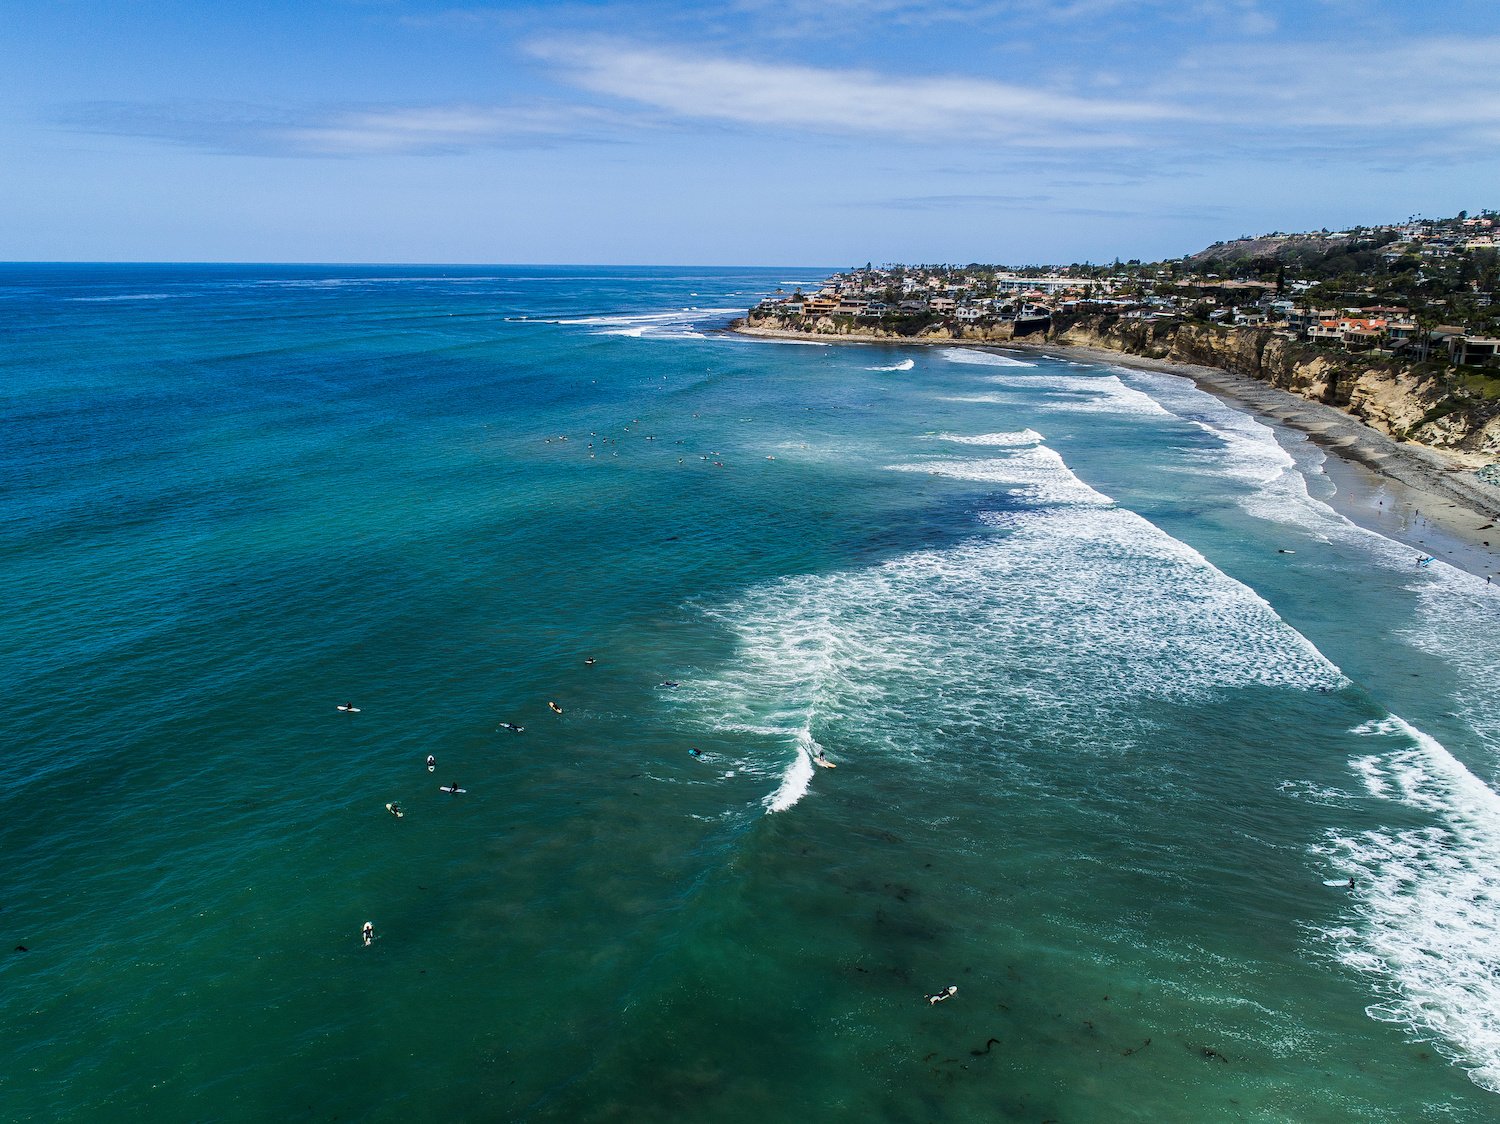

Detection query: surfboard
(548, 702), (563, 714)
(385, 803), (403, 818)
(439, 786), (466, 794)
(815, 757), (837, 769)
(337, 705), (361, 713)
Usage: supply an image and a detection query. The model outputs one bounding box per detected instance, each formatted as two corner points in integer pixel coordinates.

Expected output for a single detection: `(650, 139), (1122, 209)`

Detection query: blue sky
(3, 0), (1496, 265)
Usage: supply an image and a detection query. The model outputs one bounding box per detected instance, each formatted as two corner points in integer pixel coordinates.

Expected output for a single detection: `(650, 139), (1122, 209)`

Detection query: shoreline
(729, 323), (1500, 580)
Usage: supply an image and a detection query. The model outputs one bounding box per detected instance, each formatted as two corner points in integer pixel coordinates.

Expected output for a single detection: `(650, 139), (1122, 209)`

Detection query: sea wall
(1050, 316), (1500, 457)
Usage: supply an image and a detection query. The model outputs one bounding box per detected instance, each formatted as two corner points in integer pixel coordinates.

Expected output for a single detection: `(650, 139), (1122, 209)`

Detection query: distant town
(749, 212), (1500, 368)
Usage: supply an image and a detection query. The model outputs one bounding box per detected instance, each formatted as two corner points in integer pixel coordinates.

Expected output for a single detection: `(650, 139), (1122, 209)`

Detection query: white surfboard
(337, 705), (361, 713)
(385, 803), (403, 818)
(439, 786), (466, 794)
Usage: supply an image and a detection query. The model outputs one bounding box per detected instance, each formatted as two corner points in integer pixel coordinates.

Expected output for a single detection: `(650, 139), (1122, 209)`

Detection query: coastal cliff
(1048, 315), (1500, 458)
(737, 311), (1500, 461)
(741, 312), (1025, 343)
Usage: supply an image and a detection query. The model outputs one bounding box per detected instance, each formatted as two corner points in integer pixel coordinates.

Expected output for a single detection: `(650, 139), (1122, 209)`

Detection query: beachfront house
(1450, 335), (1500, 366)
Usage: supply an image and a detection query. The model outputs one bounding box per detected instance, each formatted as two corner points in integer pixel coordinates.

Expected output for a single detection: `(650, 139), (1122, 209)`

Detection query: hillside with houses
(745, 212), (1500, 369)
(738, 212), (1500, 460)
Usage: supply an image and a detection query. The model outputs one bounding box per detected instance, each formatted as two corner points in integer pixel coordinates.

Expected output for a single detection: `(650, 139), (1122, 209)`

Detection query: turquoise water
(4, 264), (1500, 1121)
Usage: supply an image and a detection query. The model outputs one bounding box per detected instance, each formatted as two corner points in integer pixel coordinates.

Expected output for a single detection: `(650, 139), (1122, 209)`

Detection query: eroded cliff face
(1052, 317), (1500, 457)
(743, 313), (1023, 343)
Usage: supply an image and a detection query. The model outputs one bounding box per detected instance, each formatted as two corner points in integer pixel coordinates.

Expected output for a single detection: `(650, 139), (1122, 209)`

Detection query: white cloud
(529, 39), (1190, 148)
(59, 100), (632, 156)
(278, 105), (622, 154)
(530, 34), (1500, 165)
(1156, 36), (1500, 131)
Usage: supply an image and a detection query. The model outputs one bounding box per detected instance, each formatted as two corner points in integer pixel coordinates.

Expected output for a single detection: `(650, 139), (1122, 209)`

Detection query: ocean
(3, 264), (1499, 1122)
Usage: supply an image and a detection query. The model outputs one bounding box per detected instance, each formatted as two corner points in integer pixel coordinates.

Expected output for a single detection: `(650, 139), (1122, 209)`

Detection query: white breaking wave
(683, 435), (1344, 815)
(1117, 365), (1500, 760)
(765, 729), (820, 813)
(1314, 716), (1500, 1094)
(982, 371), (1175, 418)
(939, 347), (1035, 368)
(888, 447), (1111, 508)
(539, 307), (742, 339)
(867, 358), (915, 371)
(930, 429), (1044, 447)
(1111, 366), (1500, 1090)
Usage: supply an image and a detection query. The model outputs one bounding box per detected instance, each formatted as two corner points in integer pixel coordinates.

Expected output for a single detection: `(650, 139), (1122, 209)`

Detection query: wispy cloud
(529, 39), (1189, 149)
(725, 0), (1277, 35)
(530, 34), (1500, 165)
(1158, 37), (1500, 132)
(58, 99), (632, 156)
(58, 29), (1500, 168)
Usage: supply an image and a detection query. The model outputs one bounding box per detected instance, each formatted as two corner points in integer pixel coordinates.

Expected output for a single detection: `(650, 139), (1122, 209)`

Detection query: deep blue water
(3, 264), (1500, 1122)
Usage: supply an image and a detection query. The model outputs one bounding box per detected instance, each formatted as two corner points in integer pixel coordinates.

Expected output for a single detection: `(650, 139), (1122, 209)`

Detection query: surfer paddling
(362, 922), (374, 947)
(926, 986), (957, 1005)
(548, 701), (563, 714)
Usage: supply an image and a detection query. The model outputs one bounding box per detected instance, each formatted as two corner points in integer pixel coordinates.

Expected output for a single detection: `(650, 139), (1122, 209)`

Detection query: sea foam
(686, 434), (1344, 814)
(939, 347), (1035, 368)
(1315, 715), (1500, 1094)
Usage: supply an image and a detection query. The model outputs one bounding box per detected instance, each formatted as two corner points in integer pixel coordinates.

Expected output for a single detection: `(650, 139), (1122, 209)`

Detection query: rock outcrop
(742, 312), (1024, 343)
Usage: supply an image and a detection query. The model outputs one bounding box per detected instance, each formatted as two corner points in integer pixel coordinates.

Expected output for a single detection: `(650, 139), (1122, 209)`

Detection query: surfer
(584, 657), (596, 667)
(497, 722), (523, 733)
(549, 701), (563, 714)
(926, 986), (957, 1005)
(426, 754), (436, 770)
(362, 922), (374, 947)
(1348, 877), (1356, 890)
(387, 802), (403, 818)
(660, 681), (679, 688)
(688, 748), (703, 759)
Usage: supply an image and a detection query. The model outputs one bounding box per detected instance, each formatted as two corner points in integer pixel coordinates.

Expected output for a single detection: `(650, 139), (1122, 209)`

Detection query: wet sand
(730, 325), (1500, 581)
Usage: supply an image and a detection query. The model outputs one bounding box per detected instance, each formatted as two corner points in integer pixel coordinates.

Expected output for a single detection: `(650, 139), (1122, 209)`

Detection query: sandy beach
(732, 324), (1500, 580)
